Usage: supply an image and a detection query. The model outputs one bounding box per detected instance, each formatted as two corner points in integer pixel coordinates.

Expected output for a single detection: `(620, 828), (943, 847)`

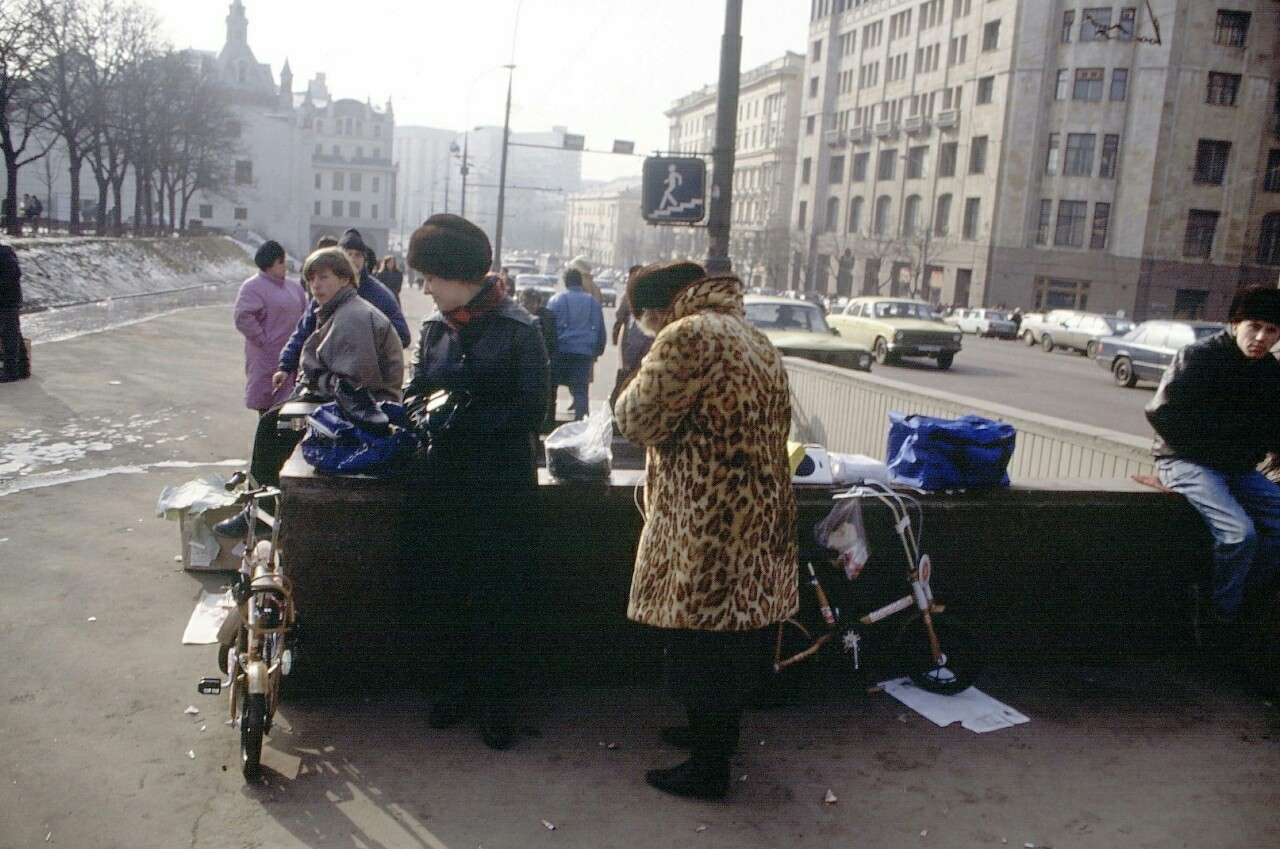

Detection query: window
(812, 39), (823, 61)
(372, 177), (380, 193)
(807, 114), (816, 135)
(332, 172), (345, 191)
(1118, 7), (1136, 40)
(1099, 134), (1120, 178)
(907, 145), (928, 179)
(313, 201), (321, 216)
(968, 136), (988, 174)
(976, 76), (994, 104)
(874, 196), (893, 235)
(825, 197), (840, 232)
(1194, 139), (1231, 185)
(802, 157), (812, 184)
(1063, 133), (1096, 177)
(878, 149), (897, 180)
(851, 152), (869, 182)
(1265, 150), (1280, 192)
(829, 155), (845, 184)
(1045, 133), (1061, 175)
(349, 201), (361, 218)
(938, 142), (958, 177)
(1074, 68), (1104, 101)
(313, 173), (321, 189)
(809, 76), (819, 97)
(1090, 202), (1111, 250)
(331, 200), (343, 216)
(1110, 68), (1129, 101)
(1258, 212), (1280, 265)
(1214, 11), (1251, 47)
(934, 194), (951, 236)
(198, 204), (213, 219)
(848, 196), (864, 232)
(1055, 69), (1070, 100)
(1206, 72), (1241, 106)
(982, 19), (1000, 51)
(234, 160), (253, 185)
(798, 200), (807, 229)
(1055, 200), (1088, 246)
(1061, 10), (1075, 43)
(962, 197), (981, 239)
(234, 207), (248, 221)
(350, 174), (363, 192)
(1035, 199), (1052, 245)
(903, 195), (922, 235)
(1081, 7), (1111, 41)
(1183, 209), (1220, 258)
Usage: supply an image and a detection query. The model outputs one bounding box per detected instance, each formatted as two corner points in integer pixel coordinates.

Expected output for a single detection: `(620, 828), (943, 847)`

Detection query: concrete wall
(784, 357), (1155, 480)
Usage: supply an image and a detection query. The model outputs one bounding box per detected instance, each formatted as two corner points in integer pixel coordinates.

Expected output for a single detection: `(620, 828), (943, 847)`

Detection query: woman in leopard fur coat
(614, 260), (798, 800)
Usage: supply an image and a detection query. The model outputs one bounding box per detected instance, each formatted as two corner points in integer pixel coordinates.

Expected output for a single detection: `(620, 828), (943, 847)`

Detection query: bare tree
(0, 0), (56, 234)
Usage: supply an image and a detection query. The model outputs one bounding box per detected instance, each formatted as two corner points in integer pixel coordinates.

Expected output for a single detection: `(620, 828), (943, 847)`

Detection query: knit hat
(1228, 286), (1280, 326)
(338, 228), (367, 254)
(407, 214), (492, 283)
(627, 260), (706, 315)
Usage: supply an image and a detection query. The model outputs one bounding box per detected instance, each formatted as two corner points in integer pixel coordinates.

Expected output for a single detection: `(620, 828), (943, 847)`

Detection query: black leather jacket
(1145, 330), (1280, 473)
(406, 298), (550, 488)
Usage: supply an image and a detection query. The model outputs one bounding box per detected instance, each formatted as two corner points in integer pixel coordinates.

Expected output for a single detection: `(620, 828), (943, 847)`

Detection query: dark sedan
(1093, 320), (1224, 387)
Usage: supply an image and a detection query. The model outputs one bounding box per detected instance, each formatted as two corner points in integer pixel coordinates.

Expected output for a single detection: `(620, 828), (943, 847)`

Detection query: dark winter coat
(278, 270), (411, 372)
(375, 267), (404, 297)
(0, 245), (21, 309)
(406, 297), (550, 490)
(1146, 330), (1280, 473)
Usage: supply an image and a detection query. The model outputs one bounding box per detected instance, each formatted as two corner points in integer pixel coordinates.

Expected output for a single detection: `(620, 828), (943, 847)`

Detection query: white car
(947, 308), (1019, 339)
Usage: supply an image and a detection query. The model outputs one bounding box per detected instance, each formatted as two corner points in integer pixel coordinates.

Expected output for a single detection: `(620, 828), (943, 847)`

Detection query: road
(862, 332), (1157, 438)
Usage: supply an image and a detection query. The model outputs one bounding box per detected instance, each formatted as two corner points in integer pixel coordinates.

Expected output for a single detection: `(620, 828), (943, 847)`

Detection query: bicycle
(196, 486), (297, 782)
(773, 478), (977, 695)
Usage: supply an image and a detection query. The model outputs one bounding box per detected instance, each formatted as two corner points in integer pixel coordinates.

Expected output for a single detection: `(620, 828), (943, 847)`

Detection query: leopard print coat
(615, 275), (799, 631)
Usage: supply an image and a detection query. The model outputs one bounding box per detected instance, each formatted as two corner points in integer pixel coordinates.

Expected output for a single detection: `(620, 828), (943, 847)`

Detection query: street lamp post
(492, 64), (515, 271)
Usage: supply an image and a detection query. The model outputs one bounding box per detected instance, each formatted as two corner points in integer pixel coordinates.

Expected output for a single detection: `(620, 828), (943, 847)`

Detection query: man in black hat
(1147, 285), (1280, 640)
(0, 240), (28, 382)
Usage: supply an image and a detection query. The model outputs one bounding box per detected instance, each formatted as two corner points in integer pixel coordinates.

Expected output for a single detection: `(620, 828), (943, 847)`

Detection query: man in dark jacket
(404, 214), (550, 751)
(272, 230), (410, 392)
(0, 241), (29, 382)
(1146, 285), (1280, 631)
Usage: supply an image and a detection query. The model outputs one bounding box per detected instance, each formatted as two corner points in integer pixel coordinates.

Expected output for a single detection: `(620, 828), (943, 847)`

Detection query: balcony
(874, 121), (898, 139)
(823, 129), (847, 148)
(903, 115), (930, 135)
(935, 109), (960, 129)
(847, 125), (871, 144)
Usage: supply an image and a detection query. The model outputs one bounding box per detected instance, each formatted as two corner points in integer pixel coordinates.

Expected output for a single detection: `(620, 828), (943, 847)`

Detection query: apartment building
(666, 53), (804, 288)
(798, 0), (1280, 319)
(563, 180), (658, 271)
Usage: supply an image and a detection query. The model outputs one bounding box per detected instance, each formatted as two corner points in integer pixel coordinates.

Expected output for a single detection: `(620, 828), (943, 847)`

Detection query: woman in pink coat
(233, 241), (307, 413)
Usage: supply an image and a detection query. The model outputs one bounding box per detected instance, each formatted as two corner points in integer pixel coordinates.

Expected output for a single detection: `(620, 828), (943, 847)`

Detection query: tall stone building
(665, 53), (804, 288)
(563, 179), (662, 271)
(797, 0), (1280, 320)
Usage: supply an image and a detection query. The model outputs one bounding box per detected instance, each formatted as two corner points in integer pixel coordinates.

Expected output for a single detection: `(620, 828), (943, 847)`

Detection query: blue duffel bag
(300, 401), (420, 475)
(886, 412), (1016, 490)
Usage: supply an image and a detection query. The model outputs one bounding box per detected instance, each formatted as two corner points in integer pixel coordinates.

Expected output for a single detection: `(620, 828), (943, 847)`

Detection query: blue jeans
(553, 352), (593, 420)
(1157, 458), (1280, 621)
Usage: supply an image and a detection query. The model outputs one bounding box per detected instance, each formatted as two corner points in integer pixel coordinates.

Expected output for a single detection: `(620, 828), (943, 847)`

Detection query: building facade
(665, 53), (804, 288)
(563, 179), (660, 271)
(797, 0), (1280, 319)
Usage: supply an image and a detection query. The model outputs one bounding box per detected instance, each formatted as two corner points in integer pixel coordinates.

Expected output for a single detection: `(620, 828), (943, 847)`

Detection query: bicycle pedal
(196, 677), (222, 695)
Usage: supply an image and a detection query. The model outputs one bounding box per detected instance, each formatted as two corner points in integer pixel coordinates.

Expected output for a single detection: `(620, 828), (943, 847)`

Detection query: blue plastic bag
(885, 412), (1015, 490)
(300, 401), (420, 475)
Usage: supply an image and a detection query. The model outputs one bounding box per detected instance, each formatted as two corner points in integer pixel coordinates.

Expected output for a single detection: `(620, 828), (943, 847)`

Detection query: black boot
(645, 708), (736, 800)
(480, 700), (516, 750)
(660, 706), (697, 749)
(211, 507), (269, 540)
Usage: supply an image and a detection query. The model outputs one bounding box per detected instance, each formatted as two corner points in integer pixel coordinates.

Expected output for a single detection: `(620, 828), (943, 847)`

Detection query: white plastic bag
(545, 404), (614, 482)
(814, 497), (870, 580)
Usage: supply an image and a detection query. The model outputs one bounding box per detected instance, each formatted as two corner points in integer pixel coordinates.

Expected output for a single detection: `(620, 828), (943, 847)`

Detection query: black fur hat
(1228, 285), (1280, 327)
(407, 214), (492, 283)
(627, 260), (706, 315)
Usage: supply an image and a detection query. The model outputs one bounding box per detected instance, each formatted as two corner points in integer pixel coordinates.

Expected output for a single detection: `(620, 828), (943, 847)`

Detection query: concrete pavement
(0, 287), (1277, 849)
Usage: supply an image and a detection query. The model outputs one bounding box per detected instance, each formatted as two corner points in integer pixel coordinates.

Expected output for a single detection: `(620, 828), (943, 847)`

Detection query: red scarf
(442, 275), (508, 331)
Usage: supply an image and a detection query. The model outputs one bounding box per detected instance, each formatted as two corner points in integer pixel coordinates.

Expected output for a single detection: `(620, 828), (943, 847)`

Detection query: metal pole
(460, 133), (470, 218)
(492, 64), (515, 271)
(705, 0), (743, 275)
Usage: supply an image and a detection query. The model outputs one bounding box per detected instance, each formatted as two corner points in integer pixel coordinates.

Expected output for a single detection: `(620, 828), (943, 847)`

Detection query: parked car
(1019, 308), (1075, 346)
(743, 295), (872, 372)
(1040, 312), (1135, 357)
(1093, 320), (1225, 387)
(827, 296), (962, 369)
(947, 307), (1019, 339)
(513, 273), (557, 307)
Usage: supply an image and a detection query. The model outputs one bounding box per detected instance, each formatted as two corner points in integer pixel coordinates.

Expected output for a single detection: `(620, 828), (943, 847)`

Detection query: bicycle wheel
(891, 613), (981, 695)
(240, 691), (266, 782)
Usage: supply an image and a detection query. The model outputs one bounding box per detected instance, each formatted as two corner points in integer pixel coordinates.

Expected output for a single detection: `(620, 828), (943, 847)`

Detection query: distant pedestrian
(233, 240), (307, 412)
(24, 194), (41, 234)
(0, 240), (29, 382)
(609, 264), (650, 407)
(548, 267), (606, 420)
(375, 254), (404, 301)
(614, 260), (798, 800)
(566, 255), (604, 303)
(519, 286), (559, 432)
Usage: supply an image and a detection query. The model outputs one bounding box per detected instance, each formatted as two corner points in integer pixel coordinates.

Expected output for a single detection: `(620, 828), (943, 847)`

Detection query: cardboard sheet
(881, 676), (1029, 733)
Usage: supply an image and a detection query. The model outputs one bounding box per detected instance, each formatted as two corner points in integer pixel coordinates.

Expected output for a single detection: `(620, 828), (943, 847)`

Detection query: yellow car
(827, 296), (962, 369)
(743, 295), (873, 372)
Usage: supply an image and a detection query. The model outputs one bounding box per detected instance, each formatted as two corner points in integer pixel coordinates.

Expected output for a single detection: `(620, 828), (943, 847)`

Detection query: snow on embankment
(12, 236), (254, 313)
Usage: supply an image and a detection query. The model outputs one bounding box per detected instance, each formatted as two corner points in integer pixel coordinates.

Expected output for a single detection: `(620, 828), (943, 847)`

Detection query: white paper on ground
(181, 589), (236, 645)
(880, 677), (1029, 733)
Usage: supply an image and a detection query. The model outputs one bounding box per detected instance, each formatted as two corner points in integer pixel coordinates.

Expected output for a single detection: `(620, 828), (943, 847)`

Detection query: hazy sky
(144, 0), (810, 181)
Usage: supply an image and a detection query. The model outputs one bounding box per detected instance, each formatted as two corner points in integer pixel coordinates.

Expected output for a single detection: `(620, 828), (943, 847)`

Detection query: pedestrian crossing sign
(642, 157), (706, 224)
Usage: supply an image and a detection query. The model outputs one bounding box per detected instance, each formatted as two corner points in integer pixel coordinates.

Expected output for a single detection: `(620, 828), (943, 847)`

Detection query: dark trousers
(552, 352), (593, 420)
(661, 628), (770, 759)
(248, 404), (303, 487)
(0, 307), (28, 378)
